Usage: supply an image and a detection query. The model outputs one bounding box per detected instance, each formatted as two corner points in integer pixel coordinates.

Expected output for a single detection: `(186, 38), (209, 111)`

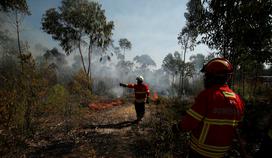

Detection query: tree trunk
(87, 38), (93, 91)
(181, 38), (188, 98)
(78, 40), (87, 74)
(228, 48), (236, 89)
(172, 74), (175, 86)
(16, 11), (22, 56)
(87, 41), (92, 77)
(179, 72), (182, 97)
(15, 11), (23, 71)
(123, 48), (126, 61)
(253, 62), (259, 97)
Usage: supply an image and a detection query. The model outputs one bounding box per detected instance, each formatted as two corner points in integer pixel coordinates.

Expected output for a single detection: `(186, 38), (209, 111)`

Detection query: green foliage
(133, 54), (156, 70)
(162, 53), (177, 77)
(41, 0), (114, 77)
(46, 84), (69, 113)
(149, 99), (191, 157)
(177, 26), (196, 52)
(118, 38), (131, 60)
(162, 51), (195, 96)
(68, 69), (92, 100)
(184, 0), (272, 63)
(0, 53), (48, 135)
(119, 38), (132, 51)
(0, 0), (30, 14)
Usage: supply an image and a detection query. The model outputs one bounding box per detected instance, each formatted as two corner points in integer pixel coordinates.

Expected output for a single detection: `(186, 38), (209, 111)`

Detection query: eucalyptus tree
(133, 54), (156, 72)
(162, 51), (195, 96)
(0, 0), (30, 68)
(178, 26), (196, 96)
(184, 0), (272, 64)
(0, 0), (29, 12)
(162, 53), (177, 84)
(119, 38), (132, 60)
(189, 53), (205, 72)
(184, 0), (272, 92)
(42, 0), (114, 82)
(114, 46), (124, 61)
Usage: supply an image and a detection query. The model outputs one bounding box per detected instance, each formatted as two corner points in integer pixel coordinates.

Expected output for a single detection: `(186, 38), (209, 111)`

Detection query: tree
(0, 31), (18, 57)
(178, 26), (195, 96)
(14, 7), (30, 59)
(116, 60), (134, 75)
(162, 51), (195, 96)
(42, 0), (114, 87)
(189, 53), (205, 72)
(0, 0), (30, 70)
(119, 38), (132, 60)
(133, 54), (156, 71)
(43, 48), (67, 66)
(114, 46), (124, 60)
(205, 52), (216, 62)
(0, 0), (29, 13)
(184, 0), (272, 64)
(162, 53), (177, 84)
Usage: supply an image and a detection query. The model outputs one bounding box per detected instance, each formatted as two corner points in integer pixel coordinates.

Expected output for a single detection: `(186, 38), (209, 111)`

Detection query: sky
(23, 0), (210, 68)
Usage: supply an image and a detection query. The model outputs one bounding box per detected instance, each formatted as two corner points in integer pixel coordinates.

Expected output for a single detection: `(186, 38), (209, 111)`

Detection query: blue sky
(23, 0), (210, 68)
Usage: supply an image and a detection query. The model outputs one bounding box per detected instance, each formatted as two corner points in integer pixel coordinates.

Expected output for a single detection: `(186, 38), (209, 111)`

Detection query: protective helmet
(136, 76), (144, 82)
(201, 58), (233, 76)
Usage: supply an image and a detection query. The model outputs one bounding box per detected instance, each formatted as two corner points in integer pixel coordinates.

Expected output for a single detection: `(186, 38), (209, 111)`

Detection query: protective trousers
(134, 102), (145, 121)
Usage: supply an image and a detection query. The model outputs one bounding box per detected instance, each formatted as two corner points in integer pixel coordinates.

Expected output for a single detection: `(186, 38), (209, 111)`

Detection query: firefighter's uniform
(127, 83), (150, 121)
(179, 84), (244, 158)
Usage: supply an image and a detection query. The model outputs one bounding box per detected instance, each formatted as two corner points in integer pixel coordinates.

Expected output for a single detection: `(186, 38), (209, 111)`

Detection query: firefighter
(172, 58), (245, 158)
(120, 76), (150, 125)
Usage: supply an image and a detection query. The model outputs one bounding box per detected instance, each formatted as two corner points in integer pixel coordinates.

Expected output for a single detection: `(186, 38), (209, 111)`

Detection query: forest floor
(2, 96), (268, 158)
(23, 102), (159, 158)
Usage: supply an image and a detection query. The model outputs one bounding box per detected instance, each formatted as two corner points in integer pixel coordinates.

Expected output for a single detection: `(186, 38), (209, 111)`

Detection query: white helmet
(136, 76), (144, 82)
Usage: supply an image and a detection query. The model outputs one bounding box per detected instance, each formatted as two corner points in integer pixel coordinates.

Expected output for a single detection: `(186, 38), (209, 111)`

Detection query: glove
(146, 97), (149, 104)
(172, 124), (180, 134)
(119, 83), (127, 87)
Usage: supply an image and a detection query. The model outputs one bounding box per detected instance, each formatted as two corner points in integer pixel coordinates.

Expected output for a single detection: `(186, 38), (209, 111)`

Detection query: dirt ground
(24, 103), (156, 158)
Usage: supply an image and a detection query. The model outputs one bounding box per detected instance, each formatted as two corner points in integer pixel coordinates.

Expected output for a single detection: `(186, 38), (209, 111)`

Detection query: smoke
(34, 43), (48, 53)
(85, 48), (172, 97)
(1, 35), (203, 98)
(0, 12), (172, 98)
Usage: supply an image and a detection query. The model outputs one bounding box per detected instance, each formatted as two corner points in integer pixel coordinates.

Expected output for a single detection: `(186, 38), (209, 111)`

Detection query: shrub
(149, 98), (192, 157)
(68, 69), (92, 101)
(45, 84), (69, 113)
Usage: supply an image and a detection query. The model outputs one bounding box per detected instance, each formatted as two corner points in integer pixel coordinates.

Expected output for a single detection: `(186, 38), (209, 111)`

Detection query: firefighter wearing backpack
(172, 58), (245, 158)
(120, 76), (150, 125)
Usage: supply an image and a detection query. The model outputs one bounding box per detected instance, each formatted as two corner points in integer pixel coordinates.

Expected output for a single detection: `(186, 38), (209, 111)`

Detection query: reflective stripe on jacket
(127, 83), (150, 102)
(180, 84), (244, 158)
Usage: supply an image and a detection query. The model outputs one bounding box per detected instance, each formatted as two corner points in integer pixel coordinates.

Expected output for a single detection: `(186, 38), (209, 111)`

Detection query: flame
(151, 91), (159, 102)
